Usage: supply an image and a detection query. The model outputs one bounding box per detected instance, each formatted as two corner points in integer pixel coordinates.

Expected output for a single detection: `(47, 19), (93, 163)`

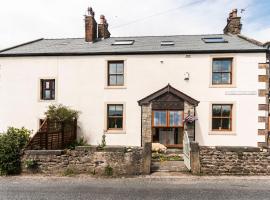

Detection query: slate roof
(0, 34), (266, 56)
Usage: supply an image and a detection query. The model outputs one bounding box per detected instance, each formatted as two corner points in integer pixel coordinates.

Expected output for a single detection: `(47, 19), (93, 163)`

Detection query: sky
(0, 0), (269, 49)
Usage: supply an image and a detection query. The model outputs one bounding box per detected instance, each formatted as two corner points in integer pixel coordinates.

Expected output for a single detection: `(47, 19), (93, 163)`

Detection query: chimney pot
(100, 15), (105, 24)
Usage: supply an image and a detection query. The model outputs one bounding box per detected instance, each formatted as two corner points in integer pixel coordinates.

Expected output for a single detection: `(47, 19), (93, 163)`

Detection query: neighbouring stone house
(0, 8), (269, 152)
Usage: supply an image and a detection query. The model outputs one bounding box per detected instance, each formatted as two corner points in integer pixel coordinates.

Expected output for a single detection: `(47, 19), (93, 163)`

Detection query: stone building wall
(21, 146), (143, 176)
(199, 146), (270, 175)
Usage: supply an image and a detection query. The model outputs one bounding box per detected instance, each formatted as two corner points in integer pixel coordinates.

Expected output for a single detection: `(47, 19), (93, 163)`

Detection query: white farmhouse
(0, 8), (269, 148)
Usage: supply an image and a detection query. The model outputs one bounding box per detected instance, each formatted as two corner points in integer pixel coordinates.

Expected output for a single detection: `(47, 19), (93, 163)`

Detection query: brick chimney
(223, 9), (242, 35)
(98, 15), (111, 39)
(85, 7), (97, 42)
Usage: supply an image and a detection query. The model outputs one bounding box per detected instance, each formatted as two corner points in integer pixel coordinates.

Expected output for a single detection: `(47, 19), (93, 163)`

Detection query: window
(112, 40), (134, 45)
(153, 111), (167, 126)
(108, 61), (124, 86)
(202, 37), (227, 43)
(212, 104), (232, 131)
(212, 58), (232, 85)
(153, 110), (183, 127)
(160, 41), (175, 46)
(107, 104), (123, 129)
(40, 79), (55, 100)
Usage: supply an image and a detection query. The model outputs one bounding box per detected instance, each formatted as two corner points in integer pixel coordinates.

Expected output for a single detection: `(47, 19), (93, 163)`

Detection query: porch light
(184, 72), (190, 80)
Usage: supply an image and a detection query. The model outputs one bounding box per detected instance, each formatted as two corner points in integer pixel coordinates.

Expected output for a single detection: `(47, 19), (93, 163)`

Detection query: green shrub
(63, 167), (77, 176)
(24, 159), (38, 170)
(67, 137), (89, 150)
(0, 127), (31, 175)
(104, 165), (113, 176)
(97, 134), (106, 150)
(45, 104), (79, 122)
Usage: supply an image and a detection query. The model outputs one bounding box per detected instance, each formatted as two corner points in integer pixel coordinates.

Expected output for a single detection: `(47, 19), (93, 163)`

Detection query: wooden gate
(183, 131), (191, 170)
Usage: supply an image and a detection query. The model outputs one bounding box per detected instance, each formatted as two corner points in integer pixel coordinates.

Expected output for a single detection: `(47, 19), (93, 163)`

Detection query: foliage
(0, 127), (31, 175)
(63, 167), (77, 176)
(67, 137), (89, 150)
(97, 134), (106, 150)
(152, 152), (183, 162)
(45, 104), (79, 122)
(24, 159), (38, 170)
(104, 165), (113, 176)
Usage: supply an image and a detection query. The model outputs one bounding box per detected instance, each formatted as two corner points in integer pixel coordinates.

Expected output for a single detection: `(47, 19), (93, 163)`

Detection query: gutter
(0, 49), (267, 57)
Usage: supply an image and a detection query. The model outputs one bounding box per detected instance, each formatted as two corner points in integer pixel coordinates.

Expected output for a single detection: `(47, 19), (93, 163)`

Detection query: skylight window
(161, 41), (175, 46)
(202, 37), (227, 43)
(112, 40), (134, 45)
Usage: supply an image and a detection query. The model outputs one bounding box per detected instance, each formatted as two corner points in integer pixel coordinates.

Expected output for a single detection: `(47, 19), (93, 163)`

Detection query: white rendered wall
(0, 53), (266, 147)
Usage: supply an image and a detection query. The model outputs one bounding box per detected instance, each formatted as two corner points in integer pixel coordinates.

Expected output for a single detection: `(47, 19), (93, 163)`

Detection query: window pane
(109, 63), (117, 74)
(116, 75), (124, 85)
(222, 118), (231, 130)
(212, 105), (222, 117)
(160, 112), (166, 126)
(222, 105), (231, 117)
(213, 61), (222, 72)
(169, 111), (183, 126)
(154, 111), (166, 126)
(115, 117), (123, 128)
(221, 73), (231, 84)
(221, 60), (231, 72)
(116, 63), (124, 74)
(212, 118), (221, 130)
(212, 73), (221, 84)
(108, 105), (116, 116)
(44, 90), (51, 99)
(45, 81), (50, 89)
(109, 75), (117, 85)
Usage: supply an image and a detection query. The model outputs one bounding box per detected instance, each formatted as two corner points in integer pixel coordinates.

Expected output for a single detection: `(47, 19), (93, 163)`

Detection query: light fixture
(184, 72), (190, 80)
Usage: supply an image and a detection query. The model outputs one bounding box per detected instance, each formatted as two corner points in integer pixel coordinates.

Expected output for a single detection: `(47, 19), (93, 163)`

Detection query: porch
(138, 84), (199, 148)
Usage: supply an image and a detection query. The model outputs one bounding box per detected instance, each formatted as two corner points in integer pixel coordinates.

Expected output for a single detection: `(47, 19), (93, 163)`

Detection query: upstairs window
(212, 58), (232, 85)
(108, 61), (124, 86)
(107, 104), (123, 129)
(212, 104), (232, 131)
(40, 79), (55, 100)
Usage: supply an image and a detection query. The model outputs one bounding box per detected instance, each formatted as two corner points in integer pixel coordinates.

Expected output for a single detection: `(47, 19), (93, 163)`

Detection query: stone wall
(21, 146), (143, 176)
(199, 146), (270, 175)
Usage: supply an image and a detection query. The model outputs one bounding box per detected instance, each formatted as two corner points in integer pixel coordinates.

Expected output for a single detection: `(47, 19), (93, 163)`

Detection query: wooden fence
(26, 119), (77, 150)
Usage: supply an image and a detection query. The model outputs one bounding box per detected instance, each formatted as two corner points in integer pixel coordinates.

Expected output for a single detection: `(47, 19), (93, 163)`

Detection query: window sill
(209, 131), (236, 135)
(38, 99), (57, 103)
(209, 84), (236, 88)
(105, 130), (126, 134)
(105, 86), (127, 89)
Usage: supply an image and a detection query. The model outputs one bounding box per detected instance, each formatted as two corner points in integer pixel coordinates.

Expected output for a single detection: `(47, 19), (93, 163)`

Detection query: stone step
(151, 161), (189, 172)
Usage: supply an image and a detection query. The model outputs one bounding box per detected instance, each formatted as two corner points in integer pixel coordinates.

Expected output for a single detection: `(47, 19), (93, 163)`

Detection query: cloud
(0, 0), (269, 49)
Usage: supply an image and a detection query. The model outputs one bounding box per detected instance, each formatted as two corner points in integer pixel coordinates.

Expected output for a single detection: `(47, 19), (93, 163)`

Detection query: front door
(152, 110), (184, 148)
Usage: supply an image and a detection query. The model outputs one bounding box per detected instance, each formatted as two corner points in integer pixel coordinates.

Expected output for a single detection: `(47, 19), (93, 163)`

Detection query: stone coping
(24, 150), (64, 156)
(200, 146), (261, 152)
(75, 145), (142, 152)
(24, 146), (143, 155)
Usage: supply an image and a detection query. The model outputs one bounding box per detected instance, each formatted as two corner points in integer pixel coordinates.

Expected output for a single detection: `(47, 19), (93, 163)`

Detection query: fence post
(61, 122), (65, 149)
(74, 118), (77, 141)
(45, 119), (49, 150)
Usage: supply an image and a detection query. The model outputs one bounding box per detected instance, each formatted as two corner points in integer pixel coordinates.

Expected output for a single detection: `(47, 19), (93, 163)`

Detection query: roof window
(112, 40), (134, 45)
(202, 37), (227, 43)
(161, 41), (175, 46)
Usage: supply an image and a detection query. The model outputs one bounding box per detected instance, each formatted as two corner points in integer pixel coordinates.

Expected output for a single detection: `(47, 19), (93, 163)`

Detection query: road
(0, 175), (270, 200)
